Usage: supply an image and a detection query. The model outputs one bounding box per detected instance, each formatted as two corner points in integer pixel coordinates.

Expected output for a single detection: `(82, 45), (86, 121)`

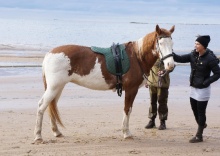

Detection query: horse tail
(42, 71), (47, 90)
(42, 68), (64, 127)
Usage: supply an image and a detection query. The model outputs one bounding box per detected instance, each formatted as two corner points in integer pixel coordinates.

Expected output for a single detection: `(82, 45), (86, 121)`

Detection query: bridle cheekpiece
(156, 35), (174, 63)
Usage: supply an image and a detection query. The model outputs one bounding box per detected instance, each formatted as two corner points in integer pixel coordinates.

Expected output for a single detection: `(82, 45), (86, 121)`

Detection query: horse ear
(170, 25), (175, 33)
(156, 24), (161, 34)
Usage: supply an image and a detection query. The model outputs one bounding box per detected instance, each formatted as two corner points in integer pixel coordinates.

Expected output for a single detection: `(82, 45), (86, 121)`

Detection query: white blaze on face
(158, 37), (175, 70)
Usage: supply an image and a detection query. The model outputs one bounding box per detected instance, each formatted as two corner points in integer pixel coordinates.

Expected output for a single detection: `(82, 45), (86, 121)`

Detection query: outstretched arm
(173, 52), (191, 63)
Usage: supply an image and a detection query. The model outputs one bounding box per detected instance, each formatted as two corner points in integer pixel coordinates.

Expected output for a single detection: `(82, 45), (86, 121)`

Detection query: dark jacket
(173, 49), (220, 88)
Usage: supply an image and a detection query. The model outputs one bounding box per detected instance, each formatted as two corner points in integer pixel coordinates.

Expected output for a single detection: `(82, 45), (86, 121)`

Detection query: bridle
(132, 35), (174, 87)
(145, 35), (174, 86)
(156, 35), (174, 63)
(154, 35), (174, 77)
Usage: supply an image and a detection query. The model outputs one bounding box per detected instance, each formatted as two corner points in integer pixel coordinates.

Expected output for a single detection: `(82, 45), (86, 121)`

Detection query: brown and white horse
(34, 24), (175, 143)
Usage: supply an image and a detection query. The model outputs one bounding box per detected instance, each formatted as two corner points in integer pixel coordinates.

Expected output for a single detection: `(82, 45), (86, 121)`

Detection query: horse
(34, 24), (175, 143)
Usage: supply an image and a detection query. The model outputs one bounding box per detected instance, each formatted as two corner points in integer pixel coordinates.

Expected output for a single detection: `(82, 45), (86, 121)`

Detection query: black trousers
(190, 97), (208, 127)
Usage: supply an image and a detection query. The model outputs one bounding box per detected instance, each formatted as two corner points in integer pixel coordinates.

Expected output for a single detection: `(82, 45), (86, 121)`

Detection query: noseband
(156, 35), (173, 62)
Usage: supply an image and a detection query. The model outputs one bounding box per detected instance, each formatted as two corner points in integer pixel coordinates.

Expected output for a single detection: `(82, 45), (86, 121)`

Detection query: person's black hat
(196, 35), (210, 48)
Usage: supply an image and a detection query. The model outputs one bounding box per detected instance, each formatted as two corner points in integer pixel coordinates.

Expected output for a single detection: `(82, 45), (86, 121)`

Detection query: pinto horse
(34, 24), (175, 143)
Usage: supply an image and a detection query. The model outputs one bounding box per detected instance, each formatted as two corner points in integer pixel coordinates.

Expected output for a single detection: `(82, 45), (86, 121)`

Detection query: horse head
(155, 24), (175, 72)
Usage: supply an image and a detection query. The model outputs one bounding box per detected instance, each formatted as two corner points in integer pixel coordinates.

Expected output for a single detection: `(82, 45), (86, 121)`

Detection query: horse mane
(135, 27), (172, 61)
(129, 27), (173, 75)
(135, 31), (158, 61)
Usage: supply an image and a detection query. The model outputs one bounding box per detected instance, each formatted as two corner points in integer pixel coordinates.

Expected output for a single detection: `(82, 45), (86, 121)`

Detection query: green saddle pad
(91, 44), (130, 75)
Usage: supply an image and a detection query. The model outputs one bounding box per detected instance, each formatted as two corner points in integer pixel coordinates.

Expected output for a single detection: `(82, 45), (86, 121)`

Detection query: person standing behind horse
(145, 59), (170, 130)
(173, 35), (220, 143)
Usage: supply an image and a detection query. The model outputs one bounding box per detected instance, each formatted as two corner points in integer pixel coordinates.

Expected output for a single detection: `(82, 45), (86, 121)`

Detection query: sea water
(1, 11), (220, 111)
(0, 12), (220, 87)
(1, 15), (220, 53)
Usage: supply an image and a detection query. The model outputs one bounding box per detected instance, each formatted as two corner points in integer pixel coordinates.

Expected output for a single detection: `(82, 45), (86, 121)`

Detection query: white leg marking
(51, 118), (63, 137)
(34, 97), (44, 142)
(34, 88), (60, 141)
(122, 107), (133, 139)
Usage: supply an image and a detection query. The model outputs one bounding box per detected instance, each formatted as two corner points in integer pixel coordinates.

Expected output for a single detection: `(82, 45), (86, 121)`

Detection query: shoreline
(1, 44), (220, 54)
(0, 50), (195, 68)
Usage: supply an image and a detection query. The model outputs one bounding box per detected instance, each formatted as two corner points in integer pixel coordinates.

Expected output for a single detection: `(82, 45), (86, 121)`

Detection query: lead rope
(157, 61), (164, 87)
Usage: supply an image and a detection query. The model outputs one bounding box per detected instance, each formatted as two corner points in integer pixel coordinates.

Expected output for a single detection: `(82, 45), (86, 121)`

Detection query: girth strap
(111, 42), (123, 96)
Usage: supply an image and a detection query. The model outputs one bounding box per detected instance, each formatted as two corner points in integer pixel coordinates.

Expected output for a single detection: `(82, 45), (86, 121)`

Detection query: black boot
(189, 126), (204, 143)
(158, 120), (166, 130)
(145, 119), (156, 129)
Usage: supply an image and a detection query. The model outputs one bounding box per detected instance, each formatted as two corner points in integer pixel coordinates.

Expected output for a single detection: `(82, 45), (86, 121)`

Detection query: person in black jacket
(173, 35), (220, 143)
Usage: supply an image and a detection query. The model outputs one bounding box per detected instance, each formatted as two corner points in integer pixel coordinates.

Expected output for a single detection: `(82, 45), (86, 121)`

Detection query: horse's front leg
(122, 88), (138, 139)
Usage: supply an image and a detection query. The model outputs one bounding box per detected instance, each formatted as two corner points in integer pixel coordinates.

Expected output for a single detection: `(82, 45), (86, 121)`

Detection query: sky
(0, 0), (220, 24)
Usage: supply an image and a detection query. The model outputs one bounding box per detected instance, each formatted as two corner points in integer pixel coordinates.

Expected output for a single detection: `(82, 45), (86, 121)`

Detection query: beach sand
(1, 55), (220, 156)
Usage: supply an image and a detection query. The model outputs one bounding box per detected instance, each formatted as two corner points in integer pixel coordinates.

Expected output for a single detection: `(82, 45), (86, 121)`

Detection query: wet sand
(1, 54), (220, 156)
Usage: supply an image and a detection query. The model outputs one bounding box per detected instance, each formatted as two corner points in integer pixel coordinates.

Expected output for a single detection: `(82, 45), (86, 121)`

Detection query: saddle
(91, 43), (130, 96)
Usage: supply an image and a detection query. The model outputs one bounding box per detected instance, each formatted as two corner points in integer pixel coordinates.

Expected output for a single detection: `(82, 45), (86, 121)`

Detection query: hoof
(123, 129), (132, 139)
(124, 135), (134, 139)
(53, 130), (63, 137)
(32, 138), (44, 145)
(55, 133), (64, 138)
(123, 133), (133, 139)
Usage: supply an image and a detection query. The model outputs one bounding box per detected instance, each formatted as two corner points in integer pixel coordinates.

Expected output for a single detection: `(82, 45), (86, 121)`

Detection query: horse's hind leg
(49, 87), (64, 137)
(34, 85), (65, 143)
